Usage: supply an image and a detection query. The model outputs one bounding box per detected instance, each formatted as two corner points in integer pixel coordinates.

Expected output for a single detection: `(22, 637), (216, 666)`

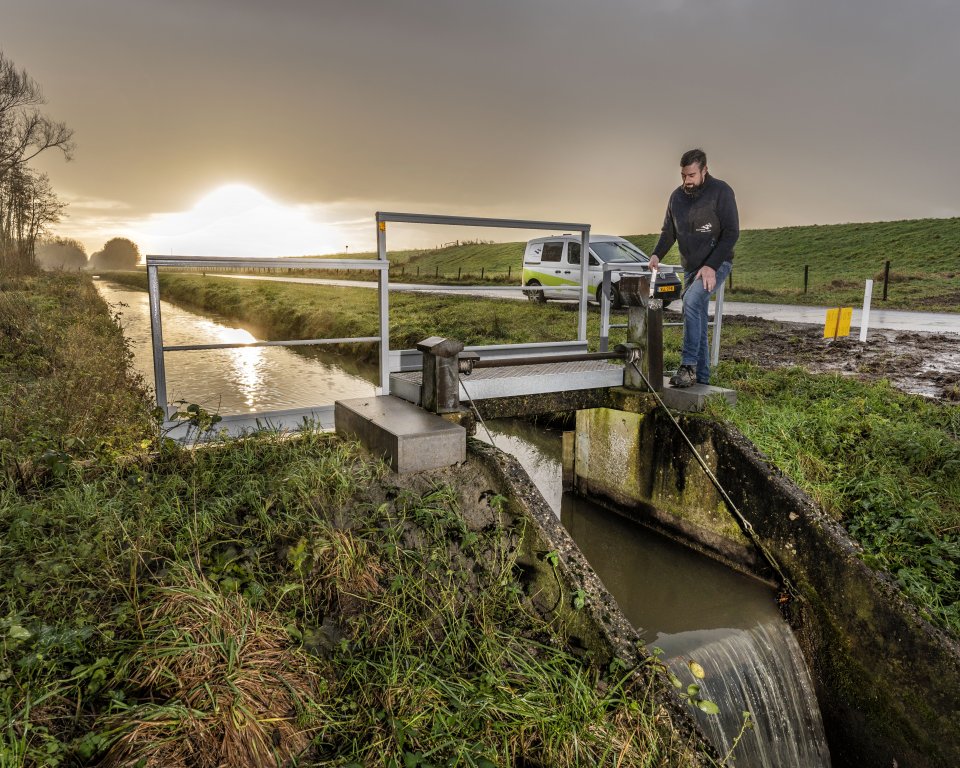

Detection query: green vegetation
(1, 271), (703, 766)
(663, 217), (960, 312)
(285, 216), (960, 311)
(709, 364), (960, 634)
(0, 271), (153, 481)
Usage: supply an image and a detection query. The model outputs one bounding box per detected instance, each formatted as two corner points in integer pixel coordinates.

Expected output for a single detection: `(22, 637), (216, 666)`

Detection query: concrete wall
(572, 406), (960, 768)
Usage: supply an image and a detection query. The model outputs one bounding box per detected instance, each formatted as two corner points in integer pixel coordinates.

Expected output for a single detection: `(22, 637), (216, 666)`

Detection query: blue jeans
(681, 260), (732, 384)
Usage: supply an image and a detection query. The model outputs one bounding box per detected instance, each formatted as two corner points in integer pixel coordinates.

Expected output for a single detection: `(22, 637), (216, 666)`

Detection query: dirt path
(723, 316), (960, 400)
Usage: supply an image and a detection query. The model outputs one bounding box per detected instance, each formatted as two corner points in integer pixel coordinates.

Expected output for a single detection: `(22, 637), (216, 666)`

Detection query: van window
(542, 242), (563, 263)
(567, 243), (581, 265)
(589, 254), (600, 267)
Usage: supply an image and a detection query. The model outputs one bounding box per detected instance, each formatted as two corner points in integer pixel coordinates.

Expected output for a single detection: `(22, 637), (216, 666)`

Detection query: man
(649, 148), (739, 388)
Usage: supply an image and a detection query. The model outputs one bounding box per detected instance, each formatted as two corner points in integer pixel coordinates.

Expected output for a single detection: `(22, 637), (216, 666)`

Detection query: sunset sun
(137, 183), (346, 258)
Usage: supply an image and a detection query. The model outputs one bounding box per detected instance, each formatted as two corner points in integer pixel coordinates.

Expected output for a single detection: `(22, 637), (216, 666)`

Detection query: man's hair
(680, 148), (707, 170)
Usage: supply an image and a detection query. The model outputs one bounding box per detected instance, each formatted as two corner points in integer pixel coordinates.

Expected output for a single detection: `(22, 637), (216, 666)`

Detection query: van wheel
(524, 280), (546, 303)
(596, 284), (622, 309)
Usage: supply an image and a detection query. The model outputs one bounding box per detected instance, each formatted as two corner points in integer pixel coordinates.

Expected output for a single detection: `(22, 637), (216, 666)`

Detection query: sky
(4, 0), (960, 257)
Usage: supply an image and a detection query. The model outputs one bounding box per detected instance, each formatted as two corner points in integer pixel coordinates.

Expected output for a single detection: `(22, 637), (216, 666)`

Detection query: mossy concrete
(571, 403), (960, 767)
(573, 406), (761, 571)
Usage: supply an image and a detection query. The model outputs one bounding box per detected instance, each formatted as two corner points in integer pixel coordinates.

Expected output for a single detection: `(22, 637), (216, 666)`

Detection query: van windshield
(590, 241), (646, 263)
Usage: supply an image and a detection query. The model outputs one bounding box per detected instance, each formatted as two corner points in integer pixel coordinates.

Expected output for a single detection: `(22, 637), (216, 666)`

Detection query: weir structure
(145, 211), (732, 445)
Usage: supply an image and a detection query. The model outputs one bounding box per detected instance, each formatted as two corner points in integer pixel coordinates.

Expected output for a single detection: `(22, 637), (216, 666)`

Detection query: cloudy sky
(5, 0), (959, 256)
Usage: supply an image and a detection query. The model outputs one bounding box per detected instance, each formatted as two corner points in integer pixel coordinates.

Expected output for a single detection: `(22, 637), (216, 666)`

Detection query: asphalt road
(213, 274), (960, 335)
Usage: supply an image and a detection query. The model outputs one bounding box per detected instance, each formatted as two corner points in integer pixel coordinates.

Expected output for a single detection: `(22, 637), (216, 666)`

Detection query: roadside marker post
(860, 279), (874, 342)
(824, 307), (852, 341)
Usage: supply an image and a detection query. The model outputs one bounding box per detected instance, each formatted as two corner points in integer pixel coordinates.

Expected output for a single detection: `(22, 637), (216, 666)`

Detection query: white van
(520, 234), (680, 307)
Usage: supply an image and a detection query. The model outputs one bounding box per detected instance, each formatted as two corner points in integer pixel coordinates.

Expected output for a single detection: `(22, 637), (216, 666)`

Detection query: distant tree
(89, 237), (140, 270)
(35, 236), (87, 270)
(0, 50), (74, 272)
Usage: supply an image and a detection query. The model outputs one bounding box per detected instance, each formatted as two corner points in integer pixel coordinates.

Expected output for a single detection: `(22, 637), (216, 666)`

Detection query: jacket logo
(696, 222), (713, 233)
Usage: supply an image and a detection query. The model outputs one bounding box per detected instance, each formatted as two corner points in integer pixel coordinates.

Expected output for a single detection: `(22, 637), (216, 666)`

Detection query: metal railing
(146, 255), (390, 419)
(598, 262), (726, 367)
(376, 212), (593, 341)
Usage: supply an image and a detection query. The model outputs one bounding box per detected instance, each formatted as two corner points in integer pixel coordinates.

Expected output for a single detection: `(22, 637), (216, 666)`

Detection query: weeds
(710, 363), (960, 634)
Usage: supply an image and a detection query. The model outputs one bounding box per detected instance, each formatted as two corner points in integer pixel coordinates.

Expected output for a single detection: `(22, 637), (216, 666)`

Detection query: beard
(683, 176), (706, 195)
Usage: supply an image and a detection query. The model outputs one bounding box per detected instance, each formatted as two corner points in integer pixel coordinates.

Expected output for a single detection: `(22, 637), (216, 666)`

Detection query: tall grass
(1, 432), (701, 766)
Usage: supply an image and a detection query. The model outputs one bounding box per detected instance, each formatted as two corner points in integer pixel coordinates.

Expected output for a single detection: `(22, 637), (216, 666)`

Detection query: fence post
(728, 267), (733, 292)
(458, 266), (461, 280)
(481, 266), (485, 280)
(435, 266), (439, 278)
(882, 260), (890, 301)
(803, 265), (809, 294)
(508, 265), (512, 279)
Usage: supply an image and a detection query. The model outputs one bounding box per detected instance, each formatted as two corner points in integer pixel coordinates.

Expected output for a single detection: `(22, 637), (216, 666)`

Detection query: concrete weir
(571, 403), (960, 768)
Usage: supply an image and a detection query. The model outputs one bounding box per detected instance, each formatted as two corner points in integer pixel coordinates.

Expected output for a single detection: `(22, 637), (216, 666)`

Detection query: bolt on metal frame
(146, 254), (390, 418)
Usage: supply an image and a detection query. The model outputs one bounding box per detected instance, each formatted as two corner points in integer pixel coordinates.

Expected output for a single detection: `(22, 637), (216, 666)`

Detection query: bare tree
(0, 51), (73, 272)
(0, 51), (74, 180)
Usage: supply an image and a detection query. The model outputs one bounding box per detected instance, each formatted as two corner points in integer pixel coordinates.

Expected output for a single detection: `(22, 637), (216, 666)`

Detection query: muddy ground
(722, 316), (960, 400)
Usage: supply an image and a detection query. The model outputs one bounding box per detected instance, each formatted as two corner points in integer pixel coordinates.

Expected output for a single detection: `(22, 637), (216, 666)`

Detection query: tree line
(1, 51), (141, 273)
(0, 50), (73, 273)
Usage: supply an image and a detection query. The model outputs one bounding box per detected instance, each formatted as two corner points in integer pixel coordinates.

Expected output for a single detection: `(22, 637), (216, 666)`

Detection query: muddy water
(94, 280), (378, 414)
(476, 418), (831, 767)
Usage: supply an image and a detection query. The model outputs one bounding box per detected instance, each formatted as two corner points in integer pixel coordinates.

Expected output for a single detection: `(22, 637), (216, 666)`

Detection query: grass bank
(2, 271), (705, 766)
(273, 216), (960, 311)
(709, 365), (960, 635)
(0, 271), (154, 483)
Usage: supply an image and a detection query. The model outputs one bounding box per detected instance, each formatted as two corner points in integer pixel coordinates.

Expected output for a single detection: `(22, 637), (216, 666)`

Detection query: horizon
(6, 0), (960, 257)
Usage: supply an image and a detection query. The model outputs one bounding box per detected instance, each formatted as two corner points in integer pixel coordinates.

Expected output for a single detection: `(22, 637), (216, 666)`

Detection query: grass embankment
(0, 271), (154, 478)
(275, 216), (960, 311)
(2, 272), (701, 766)
(710, 365), (960, 635)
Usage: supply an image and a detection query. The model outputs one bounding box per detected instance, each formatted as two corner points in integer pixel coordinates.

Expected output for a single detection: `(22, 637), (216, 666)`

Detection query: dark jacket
(652, 174), (739, 274)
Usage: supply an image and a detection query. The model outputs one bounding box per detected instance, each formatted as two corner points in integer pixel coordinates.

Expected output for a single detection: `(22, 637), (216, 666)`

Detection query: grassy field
(262, 216), (959, 311)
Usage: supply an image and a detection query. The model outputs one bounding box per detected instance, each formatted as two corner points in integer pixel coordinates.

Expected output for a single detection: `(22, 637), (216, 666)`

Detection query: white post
(859, 279), (873, 343)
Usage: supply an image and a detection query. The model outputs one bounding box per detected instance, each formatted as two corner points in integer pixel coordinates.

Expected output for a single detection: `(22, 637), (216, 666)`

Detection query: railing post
(599, 266), (612, 352)
(146, 263), (169, 418)
(711, 280), (725, 368)
(376, 217), (391, 395)
(577, 227), (590, 342)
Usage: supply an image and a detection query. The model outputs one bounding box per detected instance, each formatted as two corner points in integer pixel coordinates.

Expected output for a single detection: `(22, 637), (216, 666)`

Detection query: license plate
(658, 285), (676, 293)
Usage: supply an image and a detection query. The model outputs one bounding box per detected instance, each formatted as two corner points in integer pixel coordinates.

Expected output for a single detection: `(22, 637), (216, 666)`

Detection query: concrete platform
(334, 395), (465, 473)
(390, 359), (624, 404)
(659, 377), (737, 412)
